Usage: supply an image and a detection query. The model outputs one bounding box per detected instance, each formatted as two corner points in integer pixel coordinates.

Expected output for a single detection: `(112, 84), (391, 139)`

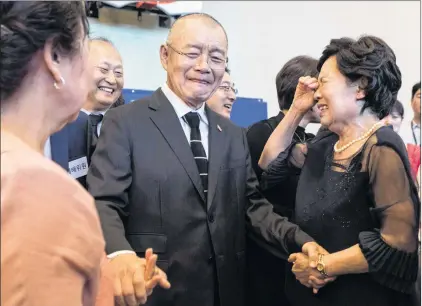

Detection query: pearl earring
(53, 77), (66, 90)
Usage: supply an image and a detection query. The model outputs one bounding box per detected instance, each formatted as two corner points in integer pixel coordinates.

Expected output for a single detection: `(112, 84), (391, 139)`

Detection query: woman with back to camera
(259, 35), (420, 306)
(0, 2), (168, 305)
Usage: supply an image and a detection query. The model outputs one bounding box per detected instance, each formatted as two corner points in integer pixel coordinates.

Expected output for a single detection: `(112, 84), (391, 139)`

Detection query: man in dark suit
(47, 37), (124, 187)
(46, 111), (89, 186)
(87, 14), (326, 306)
(245, 55), (320, 306)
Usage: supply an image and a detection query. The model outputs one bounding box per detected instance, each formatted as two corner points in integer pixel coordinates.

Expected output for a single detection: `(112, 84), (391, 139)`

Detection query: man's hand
(108, 249), (170, 306)
(288, 252), (336, 294)
(289, 242), (336, 294)
(144, 248), (171, 296)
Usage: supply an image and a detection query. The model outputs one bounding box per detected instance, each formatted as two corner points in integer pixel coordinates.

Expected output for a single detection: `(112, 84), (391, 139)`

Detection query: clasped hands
(288, 242), (336, 294)
(108, 248), (171, 306)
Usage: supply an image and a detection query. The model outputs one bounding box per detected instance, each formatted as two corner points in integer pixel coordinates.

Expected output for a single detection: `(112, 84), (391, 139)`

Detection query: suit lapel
(149, 90), (206, 202)
(50, 127), (69, 171)
(206, 107), (227, 209)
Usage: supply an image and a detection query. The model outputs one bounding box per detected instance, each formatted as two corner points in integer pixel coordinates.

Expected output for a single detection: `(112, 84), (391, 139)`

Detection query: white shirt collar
(81, 108), (107, 116)
(161, 83), (208, 125)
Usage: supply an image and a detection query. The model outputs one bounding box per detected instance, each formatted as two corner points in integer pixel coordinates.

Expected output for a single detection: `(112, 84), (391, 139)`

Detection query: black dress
(262, 126), (420, 306)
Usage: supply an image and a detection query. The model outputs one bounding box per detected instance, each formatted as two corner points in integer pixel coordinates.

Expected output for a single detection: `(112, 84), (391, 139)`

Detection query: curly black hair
(318, 35), (402, 119)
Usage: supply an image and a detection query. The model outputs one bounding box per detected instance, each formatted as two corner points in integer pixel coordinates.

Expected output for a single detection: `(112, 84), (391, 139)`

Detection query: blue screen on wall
(122, 88), (267, 128)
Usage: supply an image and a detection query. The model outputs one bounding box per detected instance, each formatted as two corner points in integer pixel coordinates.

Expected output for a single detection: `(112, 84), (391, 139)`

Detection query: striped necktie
(184, 112), (208, 195)
(88, 113), (103, 160)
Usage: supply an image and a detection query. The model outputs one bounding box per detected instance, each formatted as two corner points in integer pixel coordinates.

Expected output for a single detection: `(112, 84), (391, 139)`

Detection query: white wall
(90, 1), (421, 133)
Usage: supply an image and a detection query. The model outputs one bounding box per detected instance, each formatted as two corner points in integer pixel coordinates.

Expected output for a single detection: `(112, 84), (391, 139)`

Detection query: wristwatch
(316, 254), (329, 278)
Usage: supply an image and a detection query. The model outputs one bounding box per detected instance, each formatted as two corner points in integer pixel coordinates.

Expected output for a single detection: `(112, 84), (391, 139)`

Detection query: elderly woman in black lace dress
(259, 35), (420, 306)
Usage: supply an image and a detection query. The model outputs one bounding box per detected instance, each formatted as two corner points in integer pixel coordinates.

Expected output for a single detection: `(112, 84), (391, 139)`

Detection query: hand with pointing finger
(108, 248), (170, 306)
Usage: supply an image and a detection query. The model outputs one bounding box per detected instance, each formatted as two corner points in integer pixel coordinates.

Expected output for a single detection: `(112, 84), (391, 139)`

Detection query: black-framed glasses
(166, 43), (227, 70)
(218, 85), (238, 95)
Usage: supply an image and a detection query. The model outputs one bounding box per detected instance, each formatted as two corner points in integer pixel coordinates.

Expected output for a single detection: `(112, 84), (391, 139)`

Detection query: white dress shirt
(44, 137), (52, 160)
(161, 83), (209, 157)
(399, 120), (421, 146)
(43, 109), (106, 161)
(107, 84), (210, 259)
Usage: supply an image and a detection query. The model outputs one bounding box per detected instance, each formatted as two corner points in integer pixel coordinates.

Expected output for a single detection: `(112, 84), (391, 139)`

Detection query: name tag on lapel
(68, 156), (88, 179)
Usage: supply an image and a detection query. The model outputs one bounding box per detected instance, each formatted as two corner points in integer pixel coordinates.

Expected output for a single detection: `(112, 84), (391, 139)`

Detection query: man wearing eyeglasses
(206, 67), (237, 119)
(87, 13), (325, 306)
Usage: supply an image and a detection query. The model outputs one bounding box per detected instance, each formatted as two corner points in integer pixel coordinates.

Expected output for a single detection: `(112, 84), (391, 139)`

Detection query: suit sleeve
(242, 129), (314, 259)
(245, 122), (273, 180)
(86, 109), (134, 254)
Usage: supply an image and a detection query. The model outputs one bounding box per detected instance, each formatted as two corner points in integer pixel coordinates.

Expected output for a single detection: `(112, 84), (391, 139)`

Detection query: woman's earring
(53, 76), (66, 90)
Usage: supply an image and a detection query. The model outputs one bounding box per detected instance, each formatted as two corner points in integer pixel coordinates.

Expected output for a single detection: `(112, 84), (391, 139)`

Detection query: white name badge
(68, 156), (88, 179)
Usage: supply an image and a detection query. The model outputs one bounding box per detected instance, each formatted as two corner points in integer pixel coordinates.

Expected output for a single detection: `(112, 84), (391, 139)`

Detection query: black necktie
(88, 113), (103, 159)
(184, 112), (208, 194)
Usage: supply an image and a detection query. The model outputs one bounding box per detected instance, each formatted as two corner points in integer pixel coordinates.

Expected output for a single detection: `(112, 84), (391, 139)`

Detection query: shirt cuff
(107, 250), (136, 259)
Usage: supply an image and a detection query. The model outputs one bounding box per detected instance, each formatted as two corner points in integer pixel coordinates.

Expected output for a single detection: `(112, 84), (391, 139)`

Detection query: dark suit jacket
(86, 89), (313, 306)
(50, 111), (89, 187)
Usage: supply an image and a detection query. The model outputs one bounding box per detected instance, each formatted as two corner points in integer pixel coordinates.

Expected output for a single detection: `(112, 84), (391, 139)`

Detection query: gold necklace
(334, 121), (383, 153)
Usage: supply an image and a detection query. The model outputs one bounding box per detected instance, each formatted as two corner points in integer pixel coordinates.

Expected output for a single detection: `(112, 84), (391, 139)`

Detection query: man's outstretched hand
(108, 248), (170, 306)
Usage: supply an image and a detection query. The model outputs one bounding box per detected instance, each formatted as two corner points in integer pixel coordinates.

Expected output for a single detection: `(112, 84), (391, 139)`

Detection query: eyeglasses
(218, 85), (238, 95)
(166, 43), (227, 70)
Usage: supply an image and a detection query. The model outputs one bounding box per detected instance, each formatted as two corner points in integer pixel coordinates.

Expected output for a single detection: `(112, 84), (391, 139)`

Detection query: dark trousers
(245, 238), (290, 306)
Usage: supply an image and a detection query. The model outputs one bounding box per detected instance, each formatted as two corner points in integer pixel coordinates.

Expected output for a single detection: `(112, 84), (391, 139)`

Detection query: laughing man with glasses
(206, 67), (237, 119)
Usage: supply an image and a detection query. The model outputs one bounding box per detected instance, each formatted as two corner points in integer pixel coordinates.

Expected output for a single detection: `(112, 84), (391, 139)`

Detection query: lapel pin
(217, 124), (222, 132)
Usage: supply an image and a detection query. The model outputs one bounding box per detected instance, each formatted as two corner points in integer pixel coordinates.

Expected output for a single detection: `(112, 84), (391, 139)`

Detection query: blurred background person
(401, 83), (421, 182)
(400, 82), (421, 146)
(206, 67), (237, 119)
(0, 2), (107, 305)
(79, 36), (124, 164)
(245, 55), (320, 306)
(247, 55), (320, 181)
(46, 37), (124, 188)
(384, 100), (404, 133)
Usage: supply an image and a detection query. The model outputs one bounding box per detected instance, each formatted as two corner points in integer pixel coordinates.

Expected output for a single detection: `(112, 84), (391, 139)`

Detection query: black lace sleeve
(358, 145), (419, 293)
(260, 141), (300, 191)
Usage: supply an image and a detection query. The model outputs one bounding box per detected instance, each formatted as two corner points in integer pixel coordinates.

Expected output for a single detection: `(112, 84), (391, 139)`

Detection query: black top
(246, 111), (314, 218)
(262, 126), (420, 306)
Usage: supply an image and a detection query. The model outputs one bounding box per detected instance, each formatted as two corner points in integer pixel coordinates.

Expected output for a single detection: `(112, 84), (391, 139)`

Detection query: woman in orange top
(0, 2), (167, 305)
